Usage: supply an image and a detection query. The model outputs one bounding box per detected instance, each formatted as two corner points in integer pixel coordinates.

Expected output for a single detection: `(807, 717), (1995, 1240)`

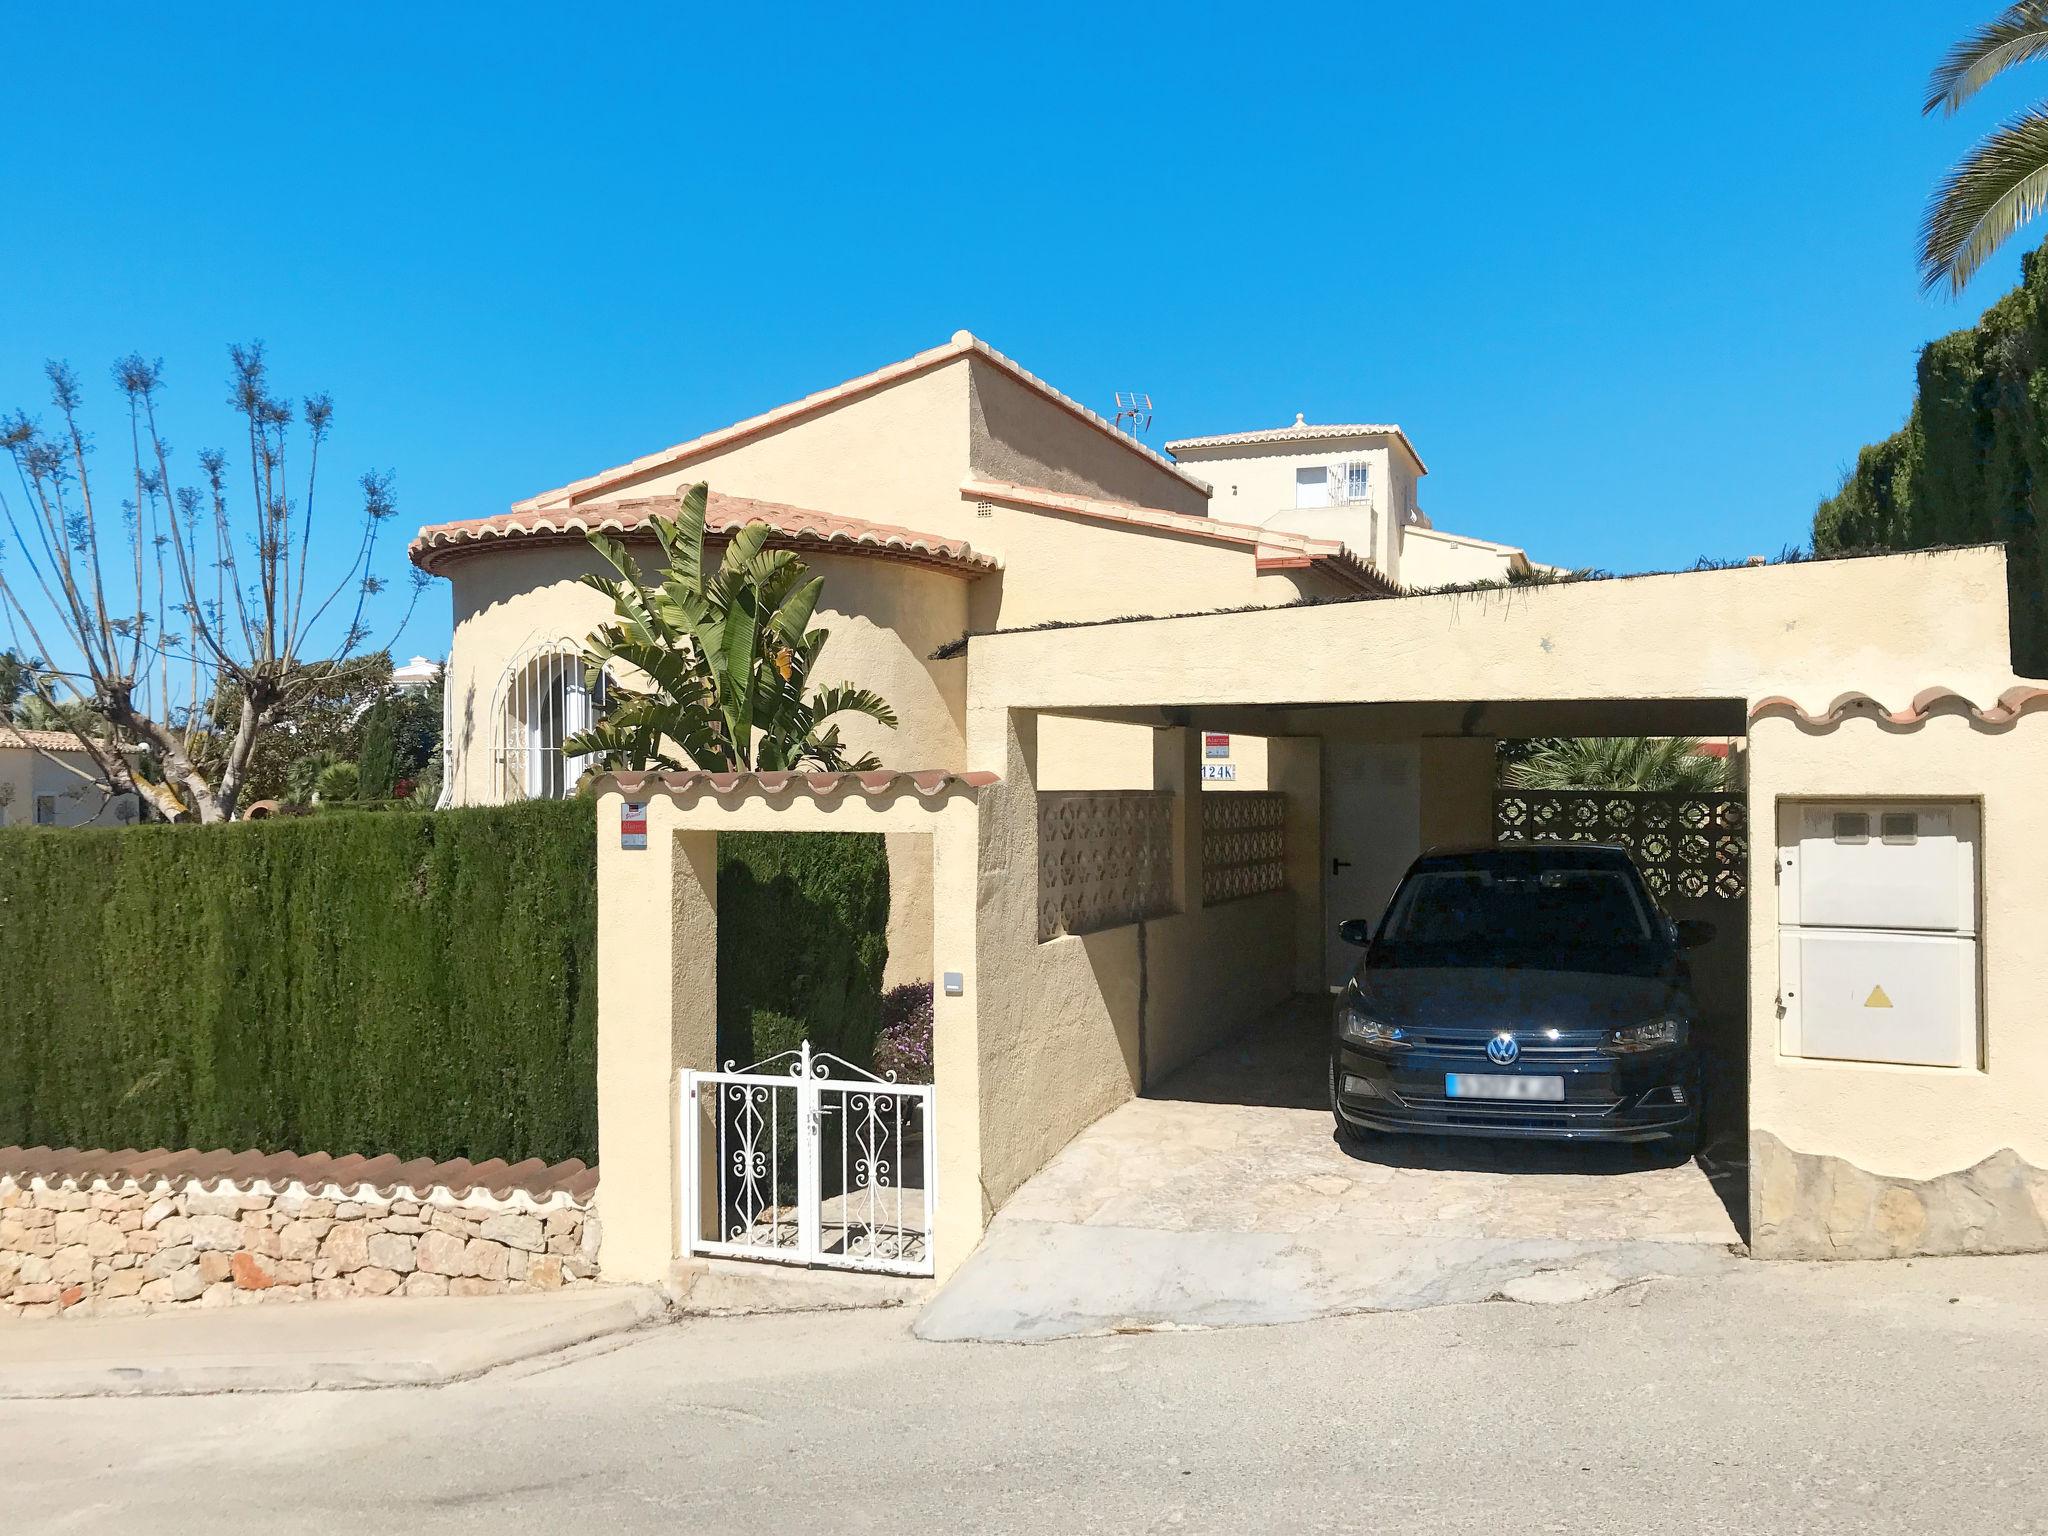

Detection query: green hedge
(715, 830), (890, 1072)
(1816, 236), (2048, 677)
(0, 804), (889, 1167)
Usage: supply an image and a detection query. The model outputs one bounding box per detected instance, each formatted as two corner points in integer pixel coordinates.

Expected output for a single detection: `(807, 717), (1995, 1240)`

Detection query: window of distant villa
(35, 794), (57, 826)
(1299, 462), (1372, 509)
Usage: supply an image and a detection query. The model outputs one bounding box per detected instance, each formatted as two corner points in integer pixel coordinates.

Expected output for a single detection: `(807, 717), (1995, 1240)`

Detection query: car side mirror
(1337, 918), (1375, 948)
(1674, 918), (1716, 950)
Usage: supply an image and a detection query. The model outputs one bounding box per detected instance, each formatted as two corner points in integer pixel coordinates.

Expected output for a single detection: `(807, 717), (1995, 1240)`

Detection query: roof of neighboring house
(961, 478), (1400, 598)
(1403, 523), (1541, 574)
(504, 331), (1210, 515)
(0, 726), (99, 755)
(1164, 415), (1429, 475)
(408, 490), (1000, 577)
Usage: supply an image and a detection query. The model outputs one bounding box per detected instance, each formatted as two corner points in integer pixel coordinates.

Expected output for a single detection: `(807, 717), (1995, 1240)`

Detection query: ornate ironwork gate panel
(1493, 788), (1749, 901)
(683, 1041), (935, 1277)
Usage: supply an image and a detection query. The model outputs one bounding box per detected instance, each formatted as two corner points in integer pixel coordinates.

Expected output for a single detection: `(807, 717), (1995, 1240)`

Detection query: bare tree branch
(0, 345), (417, 822)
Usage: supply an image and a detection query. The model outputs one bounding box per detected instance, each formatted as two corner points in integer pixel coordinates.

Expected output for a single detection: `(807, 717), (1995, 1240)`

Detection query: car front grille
(1395, 1031), (1608, 1060)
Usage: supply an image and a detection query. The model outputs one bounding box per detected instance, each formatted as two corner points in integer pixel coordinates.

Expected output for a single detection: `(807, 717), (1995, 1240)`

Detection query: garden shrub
(0, 806), (889, 1167)
(873, 981), (935, 1084)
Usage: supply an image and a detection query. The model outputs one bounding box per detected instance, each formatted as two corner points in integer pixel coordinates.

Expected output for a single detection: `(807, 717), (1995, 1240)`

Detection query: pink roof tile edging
(1749, 686), (2048, 729)
(599, 769), (997, 798)
(0, 1145), (596, 1210)
(410, 489), (997, 577)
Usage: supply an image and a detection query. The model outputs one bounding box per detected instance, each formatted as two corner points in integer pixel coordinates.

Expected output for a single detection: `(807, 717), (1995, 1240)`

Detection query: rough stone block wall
(0, 1175), (600, 1320)
(1751, 1131), (2048, 1260)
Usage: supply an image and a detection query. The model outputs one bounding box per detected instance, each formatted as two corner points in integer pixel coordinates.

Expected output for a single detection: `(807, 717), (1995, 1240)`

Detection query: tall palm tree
(562, 483), (896, 775)
(1501, 737), (1731, 794)
(1920, 4), (2048, 294)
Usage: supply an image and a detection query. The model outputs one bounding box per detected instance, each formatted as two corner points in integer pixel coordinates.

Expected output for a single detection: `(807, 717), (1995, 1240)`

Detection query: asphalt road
(10, 1254), (2048, 1534)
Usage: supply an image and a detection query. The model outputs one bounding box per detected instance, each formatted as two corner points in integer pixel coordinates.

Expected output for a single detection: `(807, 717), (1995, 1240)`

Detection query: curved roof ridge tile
(408, 490), (999, 578)
(1750, 686), (2048, 728)
(596, 769), (998, 801)
(0, 1145), (599, 1204)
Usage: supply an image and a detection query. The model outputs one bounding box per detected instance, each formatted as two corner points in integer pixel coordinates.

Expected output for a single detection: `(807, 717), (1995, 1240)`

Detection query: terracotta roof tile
(1749, 686), (2048, 729)
(0, 1144), (597, 1206)
(0, 725), (98, 754)
(600, 769), (997, 799)
(408, 490), (997, 577)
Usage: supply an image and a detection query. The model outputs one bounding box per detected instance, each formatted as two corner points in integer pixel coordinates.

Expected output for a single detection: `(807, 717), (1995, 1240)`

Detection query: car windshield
(1375, 865), (1662, 972)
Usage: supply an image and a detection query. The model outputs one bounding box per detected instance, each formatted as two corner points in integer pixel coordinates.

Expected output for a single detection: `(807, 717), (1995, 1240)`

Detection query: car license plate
(1445, 1073), (1564, 1102)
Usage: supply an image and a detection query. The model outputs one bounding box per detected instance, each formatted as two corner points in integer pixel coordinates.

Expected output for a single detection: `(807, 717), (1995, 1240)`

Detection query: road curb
(0, 1287), (669, 1399)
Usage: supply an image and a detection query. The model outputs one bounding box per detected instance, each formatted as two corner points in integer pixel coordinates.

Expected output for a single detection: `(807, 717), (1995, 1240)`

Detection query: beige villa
(408, 333), (2048, 1297)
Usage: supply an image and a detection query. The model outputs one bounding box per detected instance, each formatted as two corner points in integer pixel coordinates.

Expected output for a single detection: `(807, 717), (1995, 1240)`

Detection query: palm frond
(1501, 737), (1729, 793)
(562, 482), (898, 777)
(806, 683), (898, 731)
(1925, 3), (2048, 117)
(1920, 106), (2048, 293)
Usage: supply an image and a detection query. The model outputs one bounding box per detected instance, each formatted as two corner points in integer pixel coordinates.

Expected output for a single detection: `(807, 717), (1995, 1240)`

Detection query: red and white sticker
(620, 802), (647, 851)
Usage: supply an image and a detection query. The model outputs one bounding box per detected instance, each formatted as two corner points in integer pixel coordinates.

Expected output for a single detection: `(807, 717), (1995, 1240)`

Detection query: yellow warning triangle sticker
(1865, 985), (1894, 1009)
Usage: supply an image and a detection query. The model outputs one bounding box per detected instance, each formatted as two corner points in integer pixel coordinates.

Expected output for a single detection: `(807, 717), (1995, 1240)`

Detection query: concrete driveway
(920, 999), (1745, 1341)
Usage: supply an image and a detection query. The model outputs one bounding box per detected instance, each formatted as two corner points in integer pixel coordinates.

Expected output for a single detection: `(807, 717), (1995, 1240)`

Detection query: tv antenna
(1112, 391), (1153, 436)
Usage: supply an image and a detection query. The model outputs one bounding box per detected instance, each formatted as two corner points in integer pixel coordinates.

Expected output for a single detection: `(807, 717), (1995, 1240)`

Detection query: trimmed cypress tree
(355, 703), (398, 800)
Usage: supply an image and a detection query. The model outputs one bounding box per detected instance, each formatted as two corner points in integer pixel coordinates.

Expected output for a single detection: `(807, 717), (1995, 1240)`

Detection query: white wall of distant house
(0, 745), (133, 829)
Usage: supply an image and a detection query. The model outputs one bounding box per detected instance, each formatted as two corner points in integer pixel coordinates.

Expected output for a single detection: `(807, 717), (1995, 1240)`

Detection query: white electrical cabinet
(1777, 802), (1980, 1069)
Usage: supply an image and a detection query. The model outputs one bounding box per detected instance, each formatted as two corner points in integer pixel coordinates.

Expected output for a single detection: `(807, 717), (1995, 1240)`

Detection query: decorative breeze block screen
(1202, 792), (1287, 907)
(1493, 789), (1748, 902)
(1037, 791), (1175, 942)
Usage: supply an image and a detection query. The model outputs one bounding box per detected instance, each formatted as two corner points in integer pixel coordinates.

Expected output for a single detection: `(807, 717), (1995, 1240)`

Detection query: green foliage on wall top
(0, 805), (889, 1167)
(1816, 240), (2048, 677)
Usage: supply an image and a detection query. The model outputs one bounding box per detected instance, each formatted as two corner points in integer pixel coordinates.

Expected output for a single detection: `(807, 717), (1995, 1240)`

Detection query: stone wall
(0, 1173), (599, 1320)
(1751, 1130), (2048, 1260)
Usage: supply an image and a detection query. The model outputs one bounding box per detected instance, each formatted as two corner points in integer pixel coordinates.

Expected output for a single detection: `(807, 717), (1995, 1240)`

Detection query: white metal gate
(682, 1041), (935, 1277)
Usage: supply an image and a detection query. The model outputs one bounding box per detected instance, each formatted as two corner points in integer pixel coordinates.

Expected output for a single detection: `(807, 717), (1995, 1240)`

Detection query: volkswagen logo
(1486, 1033), (1520, 1066)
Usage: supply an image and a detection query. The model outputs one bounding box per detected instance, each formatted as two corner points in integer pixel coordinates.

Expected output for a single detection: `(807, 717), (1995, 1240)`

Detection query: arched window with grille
(490, 641), (605, 801)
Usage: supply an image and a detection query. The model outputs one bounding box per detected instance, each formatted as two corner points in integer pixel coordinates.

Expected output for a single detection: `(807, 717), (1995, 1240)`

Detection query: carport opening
(1093, 704), (1752, 1249)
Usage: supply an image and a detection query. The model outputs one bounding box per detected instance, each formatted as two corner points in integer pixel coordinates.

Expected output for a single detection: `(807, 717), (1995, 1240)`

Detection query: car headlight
(1609, 1017), (1688, 1052)
(1341, 1003), (1410, 1049)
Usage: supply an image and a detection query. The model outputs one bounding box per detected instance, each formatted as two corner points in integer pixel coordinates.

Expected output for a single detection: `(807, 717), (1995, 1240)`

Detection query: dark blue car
(1330, 844), (1710, 1154)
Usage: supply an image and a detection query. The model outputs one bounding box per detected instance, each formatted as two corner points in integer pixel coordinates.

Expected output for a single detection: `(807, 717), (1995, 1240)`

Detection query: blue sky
(0, 2), (2032, 662)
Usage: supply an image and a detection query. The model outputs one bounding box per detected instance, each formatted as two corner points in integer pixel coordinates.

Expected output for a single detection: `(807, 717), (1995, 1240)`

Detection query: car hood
(1355, 964), (1684, 1033)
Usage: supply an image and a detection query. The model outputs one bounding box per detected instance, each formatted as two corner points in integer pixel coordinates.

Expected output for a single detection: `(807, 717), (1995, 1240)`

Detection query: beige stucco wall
(967, 717), (1303, 1214)
(1398, 527), (1526, 590)
(968, 497), (1354, 634)
(552, 358), (980, 543)
(442, 541), (971, 807)
(964, 548), (2022, 723)
(1747, 712), (2048, 1182)
(0, 746), (130, 829)
(966, 361), (1209, 519)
